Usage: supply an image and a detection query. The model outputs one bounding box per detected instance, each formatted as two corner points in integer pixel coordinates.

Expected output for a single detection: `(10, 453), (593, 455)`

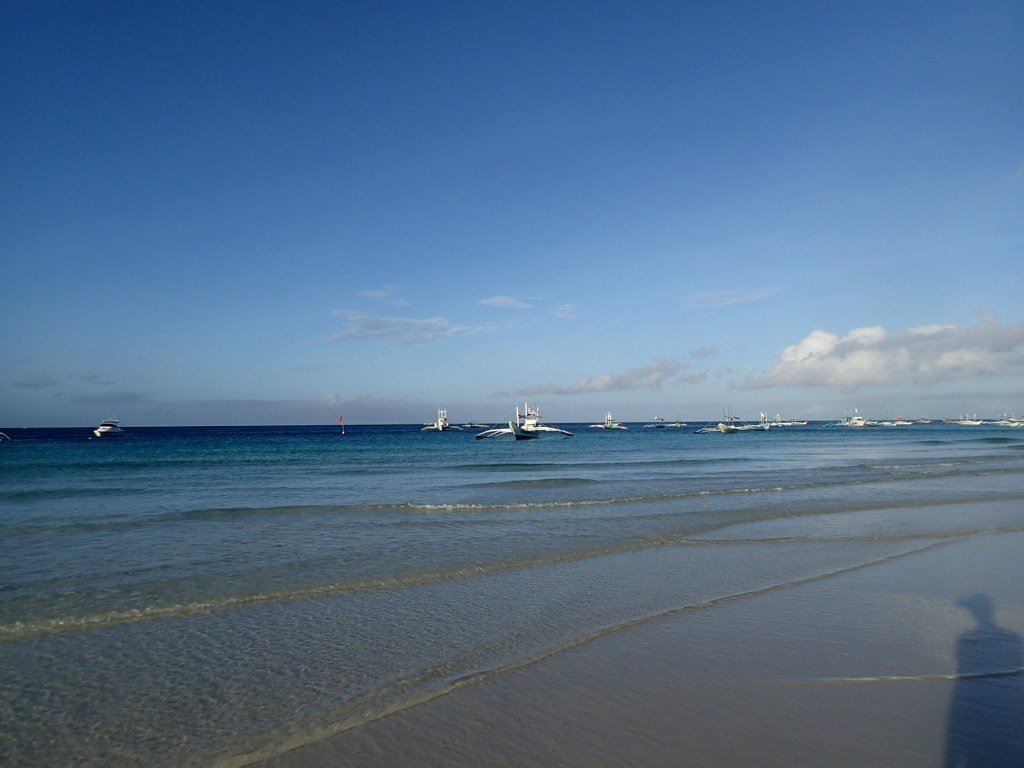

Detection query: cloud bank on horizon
(748, 316), (1024, 393)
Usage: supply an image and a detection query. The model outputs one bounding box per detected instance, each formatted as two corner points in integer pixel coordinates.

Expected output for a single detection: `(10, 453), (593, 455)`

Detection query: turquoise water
(1, 422), (1023, 765)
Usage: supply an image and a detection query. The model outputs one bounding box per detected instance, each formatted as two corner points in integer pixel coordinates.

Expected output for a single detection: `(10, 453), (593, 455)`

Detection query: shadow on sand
(944, 594), (1024, 767)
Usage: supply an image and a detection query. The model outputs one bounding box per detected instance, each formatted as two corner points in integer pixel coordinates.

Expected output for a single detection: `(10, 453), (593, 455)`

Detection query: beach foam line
(6, 464), (1023, 537)
(790, 667), (1024, 685)
(454, 456), (739, 472)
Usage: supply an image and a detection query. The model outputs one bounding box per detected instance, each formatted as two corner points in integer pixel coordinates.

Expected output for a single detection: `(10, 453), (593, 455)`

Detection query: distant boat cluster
(824, 410), (1024, 429)
(69, 408), (1021, 444)
(419, 405), (1023, 438)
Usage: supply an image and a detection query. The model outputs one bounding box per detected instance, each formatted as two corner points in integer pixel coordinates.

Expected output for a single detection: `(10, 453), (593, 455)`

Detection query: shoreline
(253, 527), (1024, 767)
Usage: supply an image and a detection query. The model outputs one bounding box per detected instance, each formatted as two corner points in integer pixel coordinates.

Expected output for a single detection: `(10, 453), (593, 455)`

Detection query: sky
(2, 1), (1022, 426)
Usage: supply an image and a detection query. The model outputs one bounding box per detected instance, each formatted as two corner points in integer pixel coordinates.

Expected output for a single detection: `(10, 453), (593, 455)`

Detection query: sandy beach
(255, 523), (1024, 768)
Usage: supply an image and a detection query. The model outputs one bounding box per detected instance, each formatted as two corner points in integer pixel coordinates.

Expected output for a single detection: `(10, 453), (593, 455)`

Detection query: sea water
(1, 422), (1022, 766)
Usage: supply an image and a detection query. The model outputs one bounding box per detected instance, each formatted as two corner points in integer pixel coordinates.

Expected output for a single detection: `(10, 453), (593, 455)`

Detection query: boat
(696, 415), (741, 434)
(697, 412), (768, 433)
(734, 412), (770, 431)
(874, 418), (913, 427)
(825, 410), (868, 428)
(588, 411), (627, 430)
(93, 418), (124, 438)
(955, 414), (983, 426)
(475, 402), (573, 440)
(993, 414), (1024, 427)
(0, 432), (11, 444)
(422, 409), (462, 431)
(642, 417), (687, 429)
(696, 420), (738, 434)
(770, 413), (808, 427)
(461, 421), (490, 429)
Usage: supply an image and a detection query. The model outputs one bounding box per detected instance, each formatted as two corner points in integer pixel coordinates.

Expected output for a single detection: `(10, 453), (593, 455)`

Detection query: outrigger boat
(422, 409), (462, 431)
(696, 411), (769, 434)
(588, 411), (627, 430)
(770, 413), (808, 427)
(734, 412), (770, 431)
(643, 417), (688, 428)
(475, 403), (573, 440)
(696, 416), (739, 434)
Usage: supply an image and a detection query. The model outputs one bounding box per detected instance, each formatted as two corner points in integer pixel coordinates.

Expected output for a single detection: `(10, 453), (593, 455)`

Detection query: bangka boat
(588, 411), (627, 430)
(770, 413), (808, 427)
(93, 418), (124, 438)
(696, 417), (739, 434)
(642, 417), (688, 429)
(955, 415), (983, 426)
(422, 409), (462, 431)
(475, 403), (573, 440)
(734, 412), (770, 431)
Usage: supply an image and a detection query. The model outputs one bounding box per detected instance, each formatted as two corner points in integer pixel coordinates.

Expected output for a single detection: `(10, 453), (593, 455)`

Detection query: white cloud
(749, 317), (1024, 392)
(359, 285), (409, 306)
(330, 311), (471, 346)
(480, 295), (533, 310)
(509, 358), (697, 395)
(681, 287), (779, 312)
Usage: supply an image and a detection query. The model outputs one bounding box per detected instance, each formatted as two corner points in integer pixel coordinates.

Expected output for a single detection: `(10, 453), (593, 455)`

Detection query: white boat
(696, 421), (738, 434)
(956, 414), (983, 426)
(93, 418), (124, 438)
(994, 414), (1024, 427)
(422, 409), (462, 431)
(696, 415), (740, 434)
(771, 413), (807, 427)
(588, 411), (627, 430)
(642, 417), (687, 429)
(475, 403), (573, 440)
(734, 412), (770, 431)
(826, 410), (868, 428)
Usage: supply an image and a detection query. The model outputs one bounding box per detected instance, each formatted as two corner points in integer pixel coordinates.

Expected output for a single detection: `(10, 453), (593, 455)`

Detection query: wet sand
(254, 528), (1024, 768)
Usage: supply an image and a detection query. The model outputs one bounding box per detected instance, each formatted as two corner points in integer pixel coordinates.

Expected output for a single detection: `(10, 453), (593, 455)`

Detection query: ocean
(1, 421), (1023, 766)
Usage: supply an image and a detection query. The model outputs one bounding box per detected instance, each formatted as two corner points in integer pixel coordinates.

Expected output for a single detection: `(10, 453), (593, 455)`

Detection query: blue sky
(3, 1), (1022, 426)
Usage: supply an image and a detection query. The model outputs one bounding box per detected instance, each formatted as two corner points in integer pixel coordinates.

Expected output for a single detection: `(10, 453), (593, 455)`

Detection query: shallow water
(1, 422), (1022, 765)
